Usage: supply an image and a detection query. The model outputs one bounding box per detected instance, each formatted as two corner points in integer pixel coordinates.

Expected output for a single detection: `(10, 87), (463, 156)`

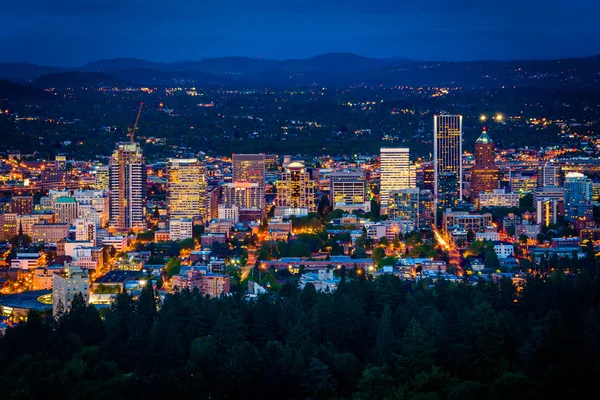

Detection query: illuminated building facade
(109, 142), (146, 231)
(434, 115), (462, 211)
(94, 166), (110, 191)
(380, 148), (415, 213)
(167, 158), (207, 220)
(10, 196), (34, 215)
(564, 172), (593, 221)
(330, 171), (370, 212)
(52, 265), (90, 316)
(54, 197), (78, 225)
(537, 163), (562, 189)
(275, 162), (317, 215)
(388, 188), (420, 227)
(470, 128), (499, 197)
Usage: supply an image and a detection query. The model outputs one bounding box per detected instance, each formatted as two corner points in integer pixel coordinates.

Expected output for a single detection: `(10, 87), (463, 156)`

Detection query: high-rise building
(434, 115), (462, 212)
(388, 188), (420, 227)
(330, 171), (370, 212)
(10, 196), (34, 215)
(109, 142), (146, 231)
(470, 127), (499, 198)
(54, 197), (78, 225)
(52, 265), (90, 316)
(228, 153), (266, 213)
(437, 172), (459, 212)
(167, 158), (207, 220)
(275, 162), (317, 216)
(537, 163), (562, 189)
(94, 166), (110, 191)
(564, 172), (593, 221)
(380, 148), (415, 212)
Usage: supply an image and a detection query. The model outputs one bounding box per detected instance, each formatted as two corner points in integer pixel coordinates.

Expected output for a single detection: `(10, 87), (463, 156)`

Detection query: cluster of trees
(3, 256), (600, 399)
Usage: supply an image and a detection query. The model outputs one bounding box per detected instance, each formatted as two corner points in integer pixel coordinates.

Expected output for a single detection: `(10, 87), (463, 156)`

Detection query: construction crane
(127, 102), (144, 142)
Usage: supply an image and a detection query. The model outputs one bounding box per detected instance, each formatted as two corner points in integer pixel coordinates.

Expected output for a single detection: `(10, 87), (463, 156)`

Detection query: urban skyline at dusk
(1, 1), (599, 399)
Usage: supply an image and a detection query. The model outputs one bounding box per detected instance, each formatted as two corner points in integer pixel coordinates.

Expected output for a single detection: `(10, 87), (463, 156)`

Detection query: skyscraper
(564, 172), (592, 221)
(380, 148), (415, 213)
(471, 127), (499, 198)
(109, 142), (146, 231)
(275, 161), (316, 216)
(167, 158), (207, 221)
(228, 154), (266, 213)
(434, 114), (463, 212)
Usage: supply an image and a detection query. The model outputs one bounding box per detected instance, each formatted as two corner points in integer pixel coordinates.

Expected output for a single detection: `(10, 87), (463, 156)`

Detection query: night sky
(1, 0), (599, 65)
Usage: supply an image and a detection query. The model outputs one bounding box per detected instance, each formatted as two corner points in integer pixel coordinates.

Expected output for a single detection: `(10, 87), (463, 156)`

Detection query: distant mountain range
(0, 52), (599, 89)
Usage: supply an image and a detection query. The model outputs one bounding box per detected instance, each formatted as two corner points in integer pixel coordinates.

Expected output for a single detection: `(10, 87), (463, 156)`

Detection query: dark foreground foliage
(2, 263), (600, 399)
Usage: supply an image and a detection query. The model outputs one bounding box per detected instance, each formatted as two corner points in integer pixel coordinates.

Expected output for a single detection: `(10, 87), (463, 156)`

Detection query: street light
(479, 114), (487, 122)
(495, 113), (504, 122)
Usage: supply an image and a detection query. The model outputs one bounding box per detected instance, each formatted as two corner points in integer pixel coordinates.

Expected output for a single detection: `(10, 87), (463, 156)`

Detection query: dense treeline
(2, 262), (600, 399)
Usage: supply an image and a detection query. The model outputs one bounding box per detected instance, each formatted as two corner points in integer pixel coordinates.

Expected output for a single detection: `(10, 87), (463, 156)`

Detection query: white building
(52, 265), (90, 316)
(73, 190), (110, 228)
(169, 218), (194, 241)
(10, 252), (43, 270)
(74, 218), (97, 245)
(479, 189), (521, 209)
(217, 204), (239, 223)
(102, 236), (128, 252)
(299, 270), (340, 292)
(493, 242), (514, 258)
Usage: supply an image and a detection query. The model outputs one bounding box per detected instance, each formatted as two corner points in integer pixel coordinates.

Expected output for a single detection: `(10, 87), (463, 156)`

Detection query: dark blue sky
(1, 0), (599, 65)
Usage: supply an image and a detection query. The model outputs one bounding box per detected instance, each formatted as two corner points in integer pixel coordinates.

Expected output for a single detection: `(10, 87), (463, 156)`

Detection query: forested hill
(1, 257), (600, 399)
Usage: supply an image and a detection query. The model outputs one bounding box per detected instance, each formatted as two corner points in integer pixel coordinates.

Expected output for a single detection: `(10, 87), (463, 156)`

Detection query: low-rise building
(31, 223), (69, 243)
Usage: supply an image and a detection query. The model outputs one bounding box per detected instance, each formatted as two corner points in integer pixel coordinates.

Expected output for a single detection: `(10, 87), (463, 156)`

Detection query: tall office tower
(74, 218), (97, 244)
(471, 127), (499, 198)
(330, 171), (370, 212)
(109, 142), (147, 231)
(54, 197), (78, 225)
(10, 195), (34, 215)
(380, 148), (415, 213)
(564, 172), (593, 221)
(275, 162), (317, 216)
(52, 265), (89, 316)
(230, 153), (266, 211)
(94, 166), (110, 191)
(421, 162), (435, 191)
(388, 188), (420, 226)
(437, 172), (459, 212)
(167, 158), (207, 220)
(537, 163), (562, 189)
(434, 115), (462, 212)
